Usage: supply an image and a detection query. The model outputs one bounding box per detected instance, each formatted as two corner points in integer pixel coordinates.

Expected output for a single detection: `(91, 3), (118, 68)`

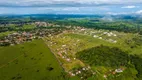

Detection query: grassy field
(22, 24), (36, 30)
(0, 31), (15, 38)
(0, 28), (141, 80)
(45, 29), (142, 80)
(0, 39), (65, 80)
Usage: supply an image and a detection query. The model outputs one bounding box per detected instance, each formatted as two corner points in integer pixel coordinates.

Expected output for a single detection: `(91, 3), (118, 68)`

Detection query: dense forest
(76, 45), (142, 79)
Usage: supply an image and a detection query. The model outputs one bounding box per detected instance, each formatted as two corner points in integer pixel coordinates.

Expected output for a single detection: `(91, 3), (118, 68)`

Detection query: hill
(76, 45), (142, 80)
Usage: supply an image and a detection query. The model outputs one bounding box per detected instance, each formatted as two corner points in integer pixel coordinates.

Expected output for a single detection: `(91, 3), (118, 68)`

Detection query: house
(115, 68), (123, 73)
(66, 58), (71, 62)
(62, 45), (66, 47)
(99, 37), (102, 39)
(104, 75), (107, 78)
(82, 68), (86, 70)
(103, 32), (108, 34)
(93, 35), (98, 38)
(71, 73), (75, 76)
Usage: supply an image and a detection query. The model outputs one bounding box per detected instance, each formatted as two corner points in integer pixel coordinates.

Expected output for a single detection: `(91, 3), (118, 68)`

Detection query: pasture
(0, 39), (65, 80)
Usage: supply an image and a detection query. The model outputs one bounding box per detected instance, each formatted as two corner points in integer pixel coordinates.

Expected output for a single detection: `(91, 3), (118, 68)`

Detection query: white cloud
(121, 6), (138, 8)
(0, 0), (142, 14)
(0, 0), (142, 7)
(62, 7), (80, 11)
(37, 7), (80, 11)
(136, 10), (142, 14)
(106, 12), (132, 15)
(98, 7), (110, 11)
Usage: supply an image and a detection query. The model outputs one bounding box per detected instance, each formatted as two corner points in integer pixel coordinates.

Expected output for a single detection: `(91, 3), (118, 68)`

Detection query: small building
(115, 68), (123, 73)
(93, 35), (98, 38)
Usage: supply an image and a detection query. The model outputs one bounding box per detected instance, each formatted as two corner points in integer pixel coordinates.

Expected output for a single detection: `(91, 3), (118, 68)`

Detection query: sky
(0, 0), (142, 14)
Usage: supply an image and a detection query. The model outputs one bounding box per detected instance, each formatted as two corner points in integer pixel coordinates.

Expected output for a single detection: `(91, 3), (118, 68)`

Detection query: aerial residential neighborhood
(0, 0), (142, 80)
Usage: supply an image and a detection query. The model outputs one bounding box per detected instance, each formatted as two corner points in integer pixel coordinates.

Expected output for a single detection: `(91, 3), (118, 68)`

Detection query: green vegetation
(0, 24), (36, 32)
(76, 45), (142, 80)
(0, 31), (15, 38)
(45, 28), (142, 80)
(76, 45), (129, 67)
(54, 18), (142, 35)
(0, 40), (65, 80)
(0, 15), (142, 80)
(13, 24), (36, 31)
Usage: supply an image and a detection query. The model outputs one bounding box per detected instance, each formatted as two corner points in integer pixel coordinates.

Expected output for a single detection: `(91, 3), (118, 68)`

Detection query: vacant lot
(0, 39), (65, 80)
(45, 29), (142, 80)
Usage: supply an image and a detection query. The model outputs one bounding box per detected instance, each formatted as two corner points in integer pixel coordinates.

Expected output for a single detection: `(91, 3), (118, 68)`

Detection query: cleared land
(45, 29), (142, 80)
(0, 39), (65, 80)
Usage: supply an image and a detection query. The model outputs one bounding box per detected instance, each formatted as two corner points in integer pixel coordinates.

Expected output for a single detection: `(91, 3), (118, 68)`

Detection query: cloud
(121, 5), (138, 8)
(136, 10), (142, 14)
(37, 7), (80, 11)
(0, 0), (142, 7)
(62, 7), (80, 11)
(106, 12), (132, 15)
(0, 0), (142, 14)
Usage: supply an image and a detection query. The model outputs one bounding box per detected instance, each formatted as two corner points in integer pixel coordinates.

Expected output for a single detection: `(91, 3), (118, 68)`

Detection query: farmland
(0, 39), (65, 80)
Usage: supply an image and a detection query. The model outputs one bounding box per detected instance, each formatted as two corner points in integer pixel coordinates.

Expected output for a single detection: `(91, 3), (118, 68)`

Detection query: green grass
(45, 29), (142, 80)
(65, 33), (142, 56)
(0, 31), (15, 38)
(0, 39), (65, 80)
(22, 24), (35, 30)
